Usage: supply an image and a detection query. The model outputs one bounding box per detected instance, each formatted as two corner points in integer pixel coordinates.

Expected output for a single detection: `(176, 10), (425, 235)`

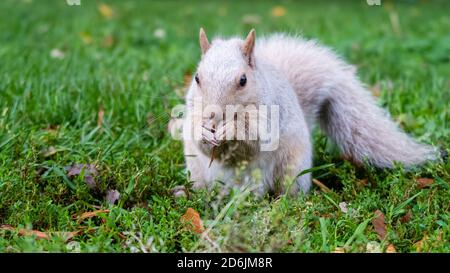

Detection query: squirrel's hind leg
(264, 136), (313, 196)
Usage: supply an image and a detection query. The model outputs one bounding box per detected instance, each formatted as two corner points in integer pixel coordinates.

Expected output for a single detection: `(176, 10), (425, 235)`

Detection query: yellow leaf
(271, 6), (286, 17)
(79, 32), (93, 45)
(98, 3), (114, 19)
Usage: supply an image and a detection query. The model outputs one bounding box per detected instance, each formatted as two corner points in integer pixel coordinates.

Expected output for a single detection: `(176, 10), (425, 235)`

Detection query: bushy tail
(318, 79), (438, 168)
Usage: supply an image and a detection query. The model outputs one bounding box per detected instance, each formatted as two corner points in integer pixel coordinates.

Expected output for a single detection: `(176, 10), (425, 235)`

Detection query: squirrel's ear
(199, 27), (210, 55)
(242, 29), (256, 67)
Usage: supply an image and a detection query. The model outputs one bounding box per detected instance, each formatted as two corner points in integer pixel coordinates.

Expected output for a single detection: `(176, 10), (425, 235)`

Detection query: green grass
(0, 0), (449, 253)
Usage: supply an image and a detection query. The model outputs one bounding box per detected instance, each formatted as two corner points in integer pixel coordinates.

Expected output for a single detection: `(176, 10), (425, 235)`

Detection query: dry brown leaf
(271, 6), (286, 17)
(312, 179), (331, 193)
(98, 3), (114, 19)
(416, 178), (434, 189)
(1, 225), (48, 239)
(1, 225), (79, 241)
(332, 247), (345, 253)
(105, 190), (120, 204)
(400, 209), (412, 223)
(386, 244), (396, 253)
(372, 209), (387, 240)
(78, 209), (110, 221)
(65, 163), (99, 189)
(181, 208), (204, 234)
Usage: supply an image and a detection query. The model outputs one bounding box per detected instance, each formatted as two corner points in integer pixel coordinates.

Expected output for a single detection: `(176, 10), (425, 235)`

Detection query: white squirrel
(181, 28), (438, 196)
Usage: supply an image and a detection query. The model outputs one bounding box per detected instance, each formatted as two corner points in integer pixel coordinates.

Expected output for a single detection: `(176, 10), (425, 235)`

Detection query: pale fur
(181, 31), (438, 196)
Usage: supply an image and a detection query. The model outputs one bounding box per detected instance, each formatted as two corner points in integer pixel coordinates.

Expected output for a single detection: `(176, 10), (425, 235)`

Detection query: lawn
(0, 0), (449, 253)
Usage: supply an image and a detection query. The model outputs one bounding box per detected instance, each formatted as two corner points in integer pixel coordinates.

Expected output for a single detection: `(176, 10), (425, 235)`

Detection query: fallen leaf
(338, 202), (348, 214)
(78, 209), (110, 221)
(97, 106), (104, 127)
(312, 179), (331, 193)
(171, 185), (187, 199)
(372, 209), (387, 240)
(416, 178), (433, 189)
(98, 3), (114, 19)
(79, 32), (93, 45)
(271, 6), (286, 17)
(1, 225), (79, 241)
(400, 209), (412, 223)
(1, 225), (48, 239)
(366, 241), (382, 253)
(181, 208), (204, 234)
(332, 247), (345, 253)
(106, 190), (120, 204)
(65, 163), (98, 189)
(41, 146), (57, 158)
(386, 244), (396, 253)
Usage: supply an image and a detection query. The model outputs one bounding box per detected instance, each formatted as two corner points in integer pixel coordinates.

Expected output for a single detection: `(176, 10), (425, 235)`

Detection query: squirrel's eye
(239, 74), (247, 87)
(195, 74), (200, 85)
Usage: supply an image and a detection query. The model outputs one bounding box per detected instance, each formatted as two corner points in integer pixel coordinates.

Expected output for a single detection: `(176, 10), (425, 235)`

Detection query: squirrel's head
(191, 28), (259, 116)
